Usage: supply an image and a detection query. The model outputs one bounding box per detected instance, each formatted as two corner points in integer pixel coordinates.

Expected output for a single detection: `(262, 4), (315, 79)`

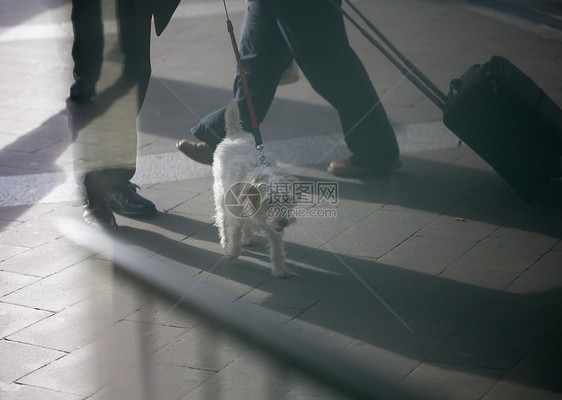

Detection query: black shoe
(70, 81), (96, 101)
(83, 201), (118, 231)
(108, 182), (157, 218)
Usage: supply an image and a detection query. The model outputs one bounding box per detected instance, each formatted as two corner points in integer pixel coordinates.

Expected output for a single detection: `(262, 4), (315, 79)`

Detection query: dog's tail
(224, 101), (244, 136)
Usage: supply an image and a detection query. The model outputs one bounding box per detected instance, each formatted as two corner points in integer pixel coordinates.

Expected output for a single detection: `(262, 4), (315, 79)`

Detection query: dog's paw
(271, 266), (291, 279)
(225, 246), (241, 261)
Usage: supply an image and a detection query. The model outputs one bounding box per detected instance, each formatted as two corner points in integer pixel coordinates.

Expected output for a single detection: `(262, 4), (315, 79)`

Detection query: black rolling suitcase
(333, 0), (562, 202)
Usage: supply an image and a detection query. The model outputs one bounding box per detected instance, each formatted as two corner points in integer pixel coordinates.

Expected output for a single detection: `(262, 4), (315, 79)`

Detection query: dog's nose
(278, 217), (289, 227)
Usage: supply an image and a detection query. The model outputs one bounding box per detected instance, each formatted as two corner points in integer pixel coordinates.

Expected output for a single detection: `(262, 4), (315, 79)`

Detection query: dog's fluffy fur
(213, 102), (297, 278)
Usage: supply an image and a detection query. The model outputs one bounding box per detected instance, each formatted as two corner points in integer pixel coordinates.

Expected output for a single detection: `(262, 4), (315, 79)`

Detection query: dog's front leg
(225, 219), (243, 260)
(266, 230), (290, 278)
(241, 225), (257, 246)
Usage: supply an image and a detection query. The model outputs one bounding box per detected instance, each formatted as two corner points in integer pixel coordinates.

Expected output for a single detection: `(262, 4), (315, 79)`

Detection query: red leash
(223, 0), (264, 152)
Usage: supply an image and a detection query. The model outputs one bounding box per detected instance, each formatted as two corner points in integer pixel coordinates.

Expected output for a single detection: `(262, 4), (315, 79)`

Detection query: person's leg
(101, 0), (155, 216)
(269, 0), (399, 171)
(191, 0), (293, 149)
(70, 0), (104, 98)
(116, 0), (152, 108)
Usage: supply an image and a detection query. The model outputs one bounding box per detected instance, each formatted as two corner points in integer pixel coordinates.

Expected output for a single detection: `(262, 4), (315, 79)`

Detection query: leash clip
(256, 144), (268, 166)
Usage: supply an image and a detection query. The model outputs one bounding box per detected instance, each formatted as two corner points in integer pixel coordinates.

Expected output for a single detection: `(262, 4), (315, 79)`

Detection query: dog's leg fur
(224, 218), (243, 260)
(215, 194), (228, 249)
(266, 230), (290, 278)
(241, 224), (257, 246)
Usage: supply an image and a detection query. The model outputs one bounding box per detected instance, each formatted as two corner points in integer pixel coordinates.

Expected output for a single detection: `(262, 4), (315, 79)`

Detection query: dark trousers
(69, 0), (152, 200)
(191, 0), (399, 169)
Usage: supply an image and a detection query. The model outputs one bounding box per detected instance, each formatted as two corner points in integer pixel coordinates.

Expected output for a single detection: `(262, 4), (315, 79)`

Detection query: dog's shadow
(116, 152), (562, 393)
(117, 212), (562, 394)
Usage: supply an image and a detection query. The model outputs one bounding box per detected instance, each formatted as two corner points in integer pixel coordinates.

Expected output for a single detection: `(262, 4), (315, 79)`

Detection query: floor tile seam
(414, 284), (526, 377)
(0, 382), (85, 399)
(501, 243), (562, 298)
(478, 313), (562, 398)
(2, 138), (68, 155)
(177, 220), (215, 241)
(0, 240), (95, 276)
(151, 361), (223, 398)
(0, 337), (68, 354)
(0, 267), (44, 280)
(396, 250), (523, 381)
(307, 202), (388, 255)
(284, 299), (323, 326)
(165, 189), (213, 215)
(122, 315), (204, 334)
(151, 360), (220, 374)
(0, 298), (61, 314)
(0, 255), (104, 298)
(0, 305), (54, 339)
(1, 280), (112, 314)
(2, 338), (69, 384)
(12, 377), (86, 399)
(369, 205), (446, 263)
(397, 357), (507, 395)
(412, 185), (501, 283)
(0, 217), (28, 226)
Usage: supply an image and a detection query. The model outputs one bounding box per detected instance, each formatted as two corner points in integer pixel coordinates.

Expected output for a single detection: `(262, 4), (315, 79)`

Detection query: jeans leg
(192, 0), (293, 147)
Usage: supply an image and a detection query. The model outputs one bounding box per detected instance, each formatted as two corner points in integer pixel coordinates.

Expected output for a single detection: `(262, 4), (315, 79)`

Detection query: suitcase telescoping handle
(330, 0), (448, 111)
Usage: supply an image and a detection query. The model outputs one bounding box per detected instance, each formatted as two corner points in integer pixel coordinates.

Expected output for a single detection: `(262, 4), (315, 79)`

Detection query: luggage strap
(329, 0), (448, 111)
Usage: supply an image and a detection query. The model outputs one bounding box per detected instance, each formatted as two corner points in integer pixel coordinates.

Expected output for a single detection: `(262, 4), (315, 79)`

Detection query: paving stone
(0, 244), (29, 262)
(0, 216), (61, 248)
(438, 264), (519, 292)
(145, 187), (201, 213)
(341, 339), (425, 387)
(0, 236), (93, 277)
(7, 291), (111, 352)
(451, 226), (559, 273)
(1, 258), (111, 312)
(280, 377), (349, 400)
(0, 302), (52, 339)
(108, 362), (214, 400)
(237, 269), (335, 317)
(0, 270), (39, 297)
(324, 206), (438, 259)
(0, 339), (65, 383)
(429, 300), (562, 370)
(482, 322), (562, 399)
(398, 362), (503, 400)
(284, 295), (384, 354)
(110, 318), (188, 359)
(379, 235), (477, 275)
(179, 348), (292, 400)
(151, 325), (248, 372)
(502, 250), (562, 305)
(171, 189), (215, 217)
(403, 276), (500, 326)
(17, 339), (109, 398)
(0, 204), (58, 225)
(0, 384), (83, 400)
(125, 295), (202, 330)
(417, 214), (499, 242)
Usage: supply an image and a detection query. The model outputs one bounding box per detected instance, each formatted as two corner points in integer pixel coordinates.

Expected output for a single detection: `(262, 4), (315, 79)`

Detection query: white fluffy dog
(213, 102), (298, 278)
